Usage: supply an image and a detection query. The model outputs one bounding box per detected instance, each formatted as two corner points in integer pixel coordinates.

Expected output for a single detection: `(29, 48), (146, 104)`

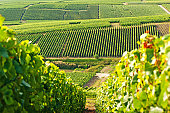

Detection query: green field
(66, 72), (95, 86)
(100, 5), (167, 18)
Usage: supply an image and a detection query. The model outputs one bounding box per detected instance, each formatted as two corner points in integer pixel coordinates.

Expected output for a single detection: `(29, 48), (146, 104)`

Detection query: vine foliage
(96, 32), (170, 112)
(0, 15), (86, 113)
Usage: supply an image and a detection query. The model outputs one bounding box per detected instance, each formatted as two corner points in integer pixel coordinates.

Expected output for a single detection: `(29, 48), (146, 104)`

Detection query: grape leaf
(0, 44), (8, 58)
(133, 98), (142, 110)
(146, 48), (154, 63)
(13, 60), (23, 74)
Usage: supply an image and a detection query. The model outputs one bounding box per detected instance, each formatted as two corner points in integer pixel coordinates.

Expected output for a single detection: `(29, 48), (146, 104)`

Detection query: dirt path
(84, 73), (110, 113)
(84, 73), (110, 88)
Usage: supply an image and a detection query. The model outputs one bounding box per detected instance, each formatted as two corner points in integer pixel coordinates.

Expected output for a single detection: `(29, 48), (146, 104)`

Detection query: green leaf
(157, 40), (164, 47)
(21, 80), (31, 88)
(165, 46), (170, 54)
(3, 95), (14, 105)
(145, 62), (153, 72)
(3, 107), (15, 113)
(162, 34), (170, 41)
(134, 51), (140, 61)
(4, 89), (13, 96)
(133, 98), (142, 110)
(139, 91), (147, 101)
(0, 102), (2, 108)
(158, 73), (168, 108)
(146, 48), (154, 63)
(25, 54), (31, 64)
(13, 60), (23, 74)
(0, 44), (8, 58)
(132, 74), (138, 85)
(27, 44), (35, 53)
(0, 15), (5, 26)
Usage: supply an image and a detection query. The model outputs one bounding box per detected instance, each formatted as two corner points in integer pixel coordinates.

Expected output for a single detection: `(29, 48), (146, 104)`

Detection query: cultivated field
(0, 0), (170, 112)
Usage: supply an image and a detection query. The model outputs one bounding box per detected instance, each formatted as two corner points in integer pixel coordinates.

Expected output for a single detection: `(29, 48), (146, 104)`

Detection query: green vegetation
(100, 5), (167, 18)
(50, 58), (120, 74)
(96, 34), (170, 112)
(0, 8), (25, 21)
(29, 3), (88, 10)
(0, 16), (86, 113)
(94, 54), (99, 59)
(1, 0), (170, 112)
(38, 31), (68, 57)
(23, 4), (98, 20)
(163, 4), (170, 11)
(23, 9), (65, 20)
(85, 65), (104, 73)
(0, 0), (169, 31)
(15, 33), (43, 43)
(29, 3), (67, 9)
(15, 25), (159, 57)
(8, 14), (169, 34)
(66, 72), (95, 86)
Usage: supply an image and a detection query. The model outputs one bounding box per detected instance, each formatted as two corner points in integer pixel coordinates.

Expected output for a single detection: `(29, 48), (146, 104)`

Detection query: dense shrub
(0, 16), (86, 113)
(85, 64), (104, 73)
(96, 33), (170, 112)
(94, 54), (99, 59)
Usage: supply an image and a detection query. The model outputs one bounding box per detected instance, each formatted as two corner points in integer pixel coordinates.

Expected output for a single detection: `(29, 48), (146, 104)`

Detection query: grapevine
(96, 33), (170, 112)
(0, 15), (86, 113)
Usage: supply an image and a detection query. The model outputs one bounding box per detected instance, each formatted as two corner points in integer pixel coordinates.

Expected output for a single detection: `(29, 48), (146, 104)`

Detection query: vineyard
(23, 4), (98, 20)
(96, 33), (170, 112)
(0, 2), (170, 22)
(15, 33), (43, 43)
(29, 3), (88, 10)
(15, 24), (160, 57)
(0, 0), (170, 112)
(0, 8), (25, 21)
(23, 9), (65, 20)
(99, 5), (167, 18)
(7, 14), (169, 34)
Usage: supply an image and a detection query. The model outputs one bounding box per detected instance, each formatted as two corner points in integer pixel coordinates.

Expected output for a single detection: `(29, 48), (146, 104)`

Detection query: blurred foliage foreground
(0, 15), (86, 113)
(96, 32), (170, 112)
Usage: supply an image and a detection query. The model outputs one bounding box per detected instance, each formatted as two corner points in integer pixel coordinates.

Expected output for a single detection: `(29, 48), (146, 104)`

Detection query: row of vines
(0, 8), (25, 21)
(16, 24), (159, 57)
